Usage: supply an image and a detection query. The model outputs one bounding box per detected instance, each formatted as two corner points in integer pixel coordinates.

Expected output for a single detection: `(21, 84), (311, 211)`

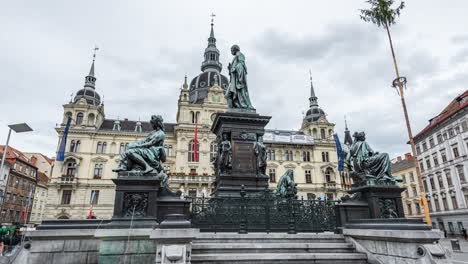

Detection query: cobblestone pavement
(439, 238), (468, 264)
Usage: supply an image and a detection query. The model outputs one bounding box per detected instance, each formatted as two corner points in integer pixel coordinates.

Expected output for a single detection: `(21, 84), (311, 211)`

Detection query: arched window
(76, 113), (84, 125)
(188, 140), (199, 162)
(267, 149), (276, 161)
(69, 140), (76, 152)
(328, 129), (333, 137)
(190, 111), (195, 124)
(102, 142), (107, 153)
(119, 143), (125, 154)
(65, 160), (77, 176)
(269, 169), (276, 183)
(168, 145), (173, 156)
(312, 128), (317, 138)
(96, 142), (102, 154)
(285, 150), (293, 161)
(210, 141), (217, 161)
(75, 140), (81, 152)
(88, 113), (95, 125)
(93, 164), (103, 179)
(320, 129), (326, 139)
(325, 168), (334, 182)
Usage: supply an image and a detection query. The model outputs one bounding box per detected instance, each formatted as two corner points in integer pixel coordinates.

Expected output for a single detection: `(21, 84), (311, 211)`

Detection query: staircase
(191, 232), (367, 264)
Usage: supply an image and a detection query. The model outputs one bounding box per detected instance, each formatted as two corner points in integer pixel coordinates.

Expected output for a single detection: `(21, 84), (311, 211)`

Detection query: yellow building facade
(45, 23), (351, 220)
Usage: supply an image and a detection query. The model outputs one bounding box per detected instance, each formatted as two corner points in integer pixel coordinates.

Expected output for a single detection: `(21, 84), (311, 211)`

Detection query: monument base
(336, 185), (406, 229)
(211, 111), (271, 197)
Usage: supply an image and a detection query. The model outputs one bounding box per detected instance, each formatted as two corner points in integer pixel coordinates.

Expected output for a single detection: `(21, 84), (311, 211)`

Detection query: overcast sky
(1, 0), (467, 158)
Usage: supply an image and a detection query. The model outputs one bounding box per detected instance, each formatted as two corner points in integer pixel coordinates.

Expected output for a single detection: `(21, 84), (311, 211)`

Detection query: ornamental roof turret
(189, 17), (229, 104)
(73, 48), (101, 106)
(303, 73), (327, 122)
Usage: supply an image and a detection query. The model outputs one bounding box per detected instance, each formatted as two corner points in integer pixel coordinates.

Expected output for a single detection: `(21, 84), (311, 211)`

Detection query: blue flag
(57, 117), (72, 162)
(333, 133), (344, 171)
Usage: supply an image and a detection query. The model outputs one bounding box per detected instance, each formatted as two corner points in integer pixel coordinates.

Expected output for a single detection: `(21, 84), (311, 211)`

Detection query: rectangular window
(448, 222), (454, 232)
(416, 145), (421, 155)
(432, 154), (439, 167)
(438, 174), (444, 189)
(269, 169), (276, 183)
(436, 134), (443, 144)
(61, 190), (72, 205)
(305, 170), (312, 183)
(415, 203), (421, 215)
(430, 177), (435, 190)
(412, 186), (417, 196)
(322, 152), (329, 162)
(429, 138), (435, 148)
(455, 126), (460, 134)
(425, 159), (431, 169)
(188, 189), (197, 198)
(422, 142), (427, 152)
(453, 146), (460, 158)
(457, 166), (466, 182)
(442, 197), (448, 210)
(407, 204), (413, 215)
(448, 128), (455, 137)
(402, 174), (406, 183)
(419, 160), (424, 172)
(90, 190), (99, 205)
(451, 196), (458, 209)
(423, 180), (429, 192)
(446, 171), (453, 186)
(409, 172), (415, 182)
(441, 151), (447, 163)
(435, 199), (440, 211)
(462, 121), (468, 131)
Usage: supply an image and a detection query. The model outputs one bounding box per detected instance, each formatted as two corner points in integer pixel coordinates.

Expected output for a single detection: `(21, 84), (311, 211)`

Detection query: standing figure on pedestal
(113, 115), (166, 178)
(345, 131), (401, 185)
(216, 133), (232, 175)
(253, 136), (267, 175)
(225, 45), (254, 109)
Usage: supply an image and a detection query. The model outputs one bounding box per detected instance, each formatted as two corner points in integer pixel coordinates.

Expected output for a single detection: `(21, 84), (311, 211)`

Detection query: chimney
(30, 156), (37, 165)
(405, 153), (412, 161)
(397, 156), (402, 162)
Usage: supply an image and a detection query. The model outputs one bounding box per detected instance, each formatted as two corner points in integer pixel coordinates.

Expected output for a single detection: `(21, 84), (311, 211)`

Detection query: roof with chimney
(391, 155), (416, 173)
(0, 145), (37, 168)
(414, 90), (468, 141)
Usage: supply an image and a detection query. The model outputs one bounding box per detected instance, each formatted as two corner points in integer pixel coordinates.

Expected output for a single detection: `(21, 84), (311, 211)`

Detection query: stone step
(193, 242), (356, 254)
(191, 252), (368, 264)
(195, 232), (346, 243)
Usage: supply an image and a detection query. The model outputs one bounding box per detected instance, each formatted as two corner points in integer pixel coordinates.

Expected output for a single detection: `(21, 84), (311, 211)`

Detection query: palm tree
(360, 0), (432, 225)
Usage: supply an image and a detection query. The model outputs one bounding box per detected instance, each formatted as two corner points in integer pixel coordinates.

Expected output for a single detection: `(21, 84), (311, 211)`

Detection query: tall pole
(385, 24), (432, 226)
(0, 128), (12, 184)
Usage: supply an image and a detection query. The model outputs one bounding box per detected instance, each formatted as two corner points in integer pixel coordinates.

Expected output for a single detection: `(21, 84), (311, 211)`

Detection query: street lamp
(0, 123), (33, 180)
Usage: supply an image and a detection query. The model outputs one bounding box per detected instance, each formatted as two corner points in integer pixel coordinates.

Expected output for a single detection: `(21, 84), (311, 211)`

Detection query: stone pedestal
(336, 185), (406, 229)
(350, 185), (406, 219)
(110, 172), (162, 228)
(211, 110), (271, 197)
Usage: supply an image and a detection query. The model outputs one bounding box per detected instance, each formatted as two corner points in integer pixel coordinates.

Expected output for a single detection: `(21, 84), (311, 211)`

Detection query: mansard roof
(98, 119), (176, 134)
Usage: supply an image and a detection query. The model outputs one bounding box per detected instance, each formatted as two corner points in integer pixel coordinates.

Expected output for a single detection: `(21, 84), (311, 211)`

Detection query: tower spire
(85, 46), (98, 88)
(344, 115), (353, 146)
(201, 13), (222, 73)
(183, 75), (188, 90)
(309, 70), (318, 107)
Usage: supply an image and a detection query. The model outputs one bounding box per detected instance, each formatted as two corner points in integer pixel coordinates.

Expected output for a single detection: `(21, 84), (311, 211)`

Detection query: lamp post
(0, 123), (33, 185)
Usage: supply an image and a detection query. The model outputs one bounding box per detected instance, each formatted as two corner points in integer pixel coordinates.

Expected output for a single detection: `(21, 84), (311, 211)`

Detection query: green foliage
(360, 0), (405, 28)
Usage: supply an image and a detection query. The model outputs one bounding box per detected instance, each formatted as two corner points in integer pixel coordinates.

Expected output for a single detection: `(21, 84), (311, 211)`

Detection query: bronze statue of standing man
(225, 45), (254, 110)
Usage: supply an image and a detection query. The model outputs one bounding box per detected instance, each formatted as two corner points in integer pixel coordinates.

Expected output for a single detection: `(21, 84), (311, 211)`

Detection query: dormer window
(113, 120), (121, 131)
(135, 122), (142, 132)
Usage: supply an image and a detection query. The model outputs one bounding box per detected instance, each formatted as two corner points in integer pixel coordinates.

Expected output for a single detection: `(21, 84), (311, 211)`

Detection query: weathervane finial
(93, 45), (99, 62)
(211, 13), (216, 25)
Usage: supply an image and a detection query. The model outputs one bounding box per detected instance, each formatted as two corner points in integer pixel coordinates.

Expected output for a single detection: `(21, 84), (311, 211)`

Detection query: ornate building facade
(391, 153), (424, 219)
(413, 91), (468, 236)
(45, 22), (350, 220)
